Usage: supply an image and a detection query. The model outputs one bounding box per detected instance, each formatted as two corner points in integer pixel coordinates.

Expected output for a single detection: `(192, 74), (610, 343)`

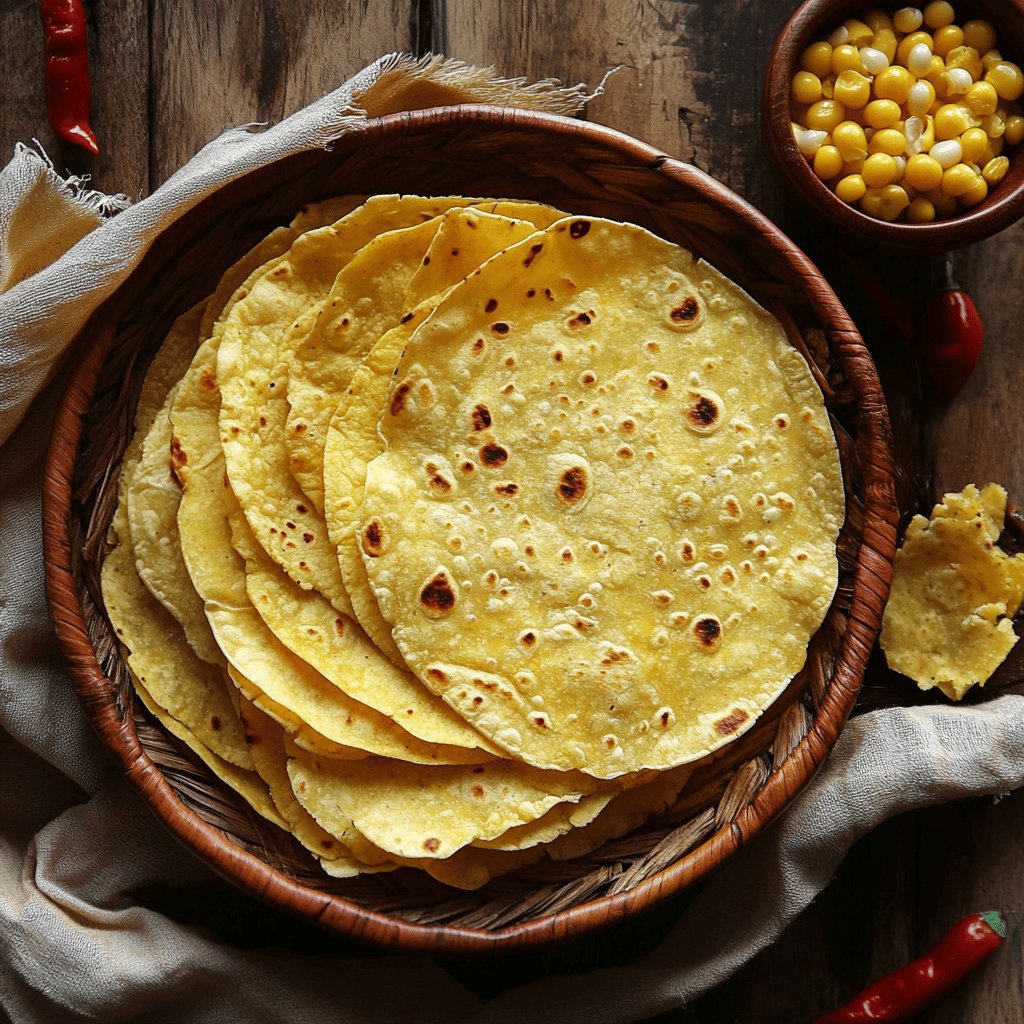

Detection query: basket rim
(41, 102), (899, 955)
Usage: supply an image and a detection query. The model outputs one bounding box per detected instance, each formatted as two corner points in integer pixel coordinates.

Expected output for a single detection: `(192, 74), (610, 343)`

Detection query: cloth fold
(2, 54), (1021, 1024)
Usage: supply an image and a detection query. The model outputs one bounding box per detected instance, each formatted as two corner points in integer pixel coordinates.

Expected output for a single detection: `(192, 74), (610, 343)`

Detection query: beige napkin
(3, 54), (1023, 1024)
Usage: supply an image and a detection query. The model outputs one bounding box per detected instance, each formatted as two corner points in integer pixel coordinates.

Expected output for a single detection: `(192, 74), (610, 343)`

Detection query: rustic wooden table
(3, 1), (1023, 1021)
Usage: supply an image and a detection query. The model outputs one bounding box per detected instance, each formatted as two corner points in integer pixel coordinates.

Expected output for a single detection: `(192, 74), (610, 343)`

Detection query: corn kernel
(835, 173), (868, 203)
(982, 155), (1010, 185)
(879, 184), (912, 220)
(963, 20), (998, 55)
(941, 162), (980, 196)
(859, 187), (886, 217)
(964, 80), (999, 116)
(897, 31), (933, 68)
(907, 80), (937, 116)
(792, 71), (823, 104)
(821, 75), (836, 99)
(934, 103), (978, 139)
(905, 152), (944, 190)
(832, 120), (869, 161)
(864, 9), (894, 32)
(872, 28), (898, 62)
(844, 18), (875, 46)
(932, 24), (965, 58)
(1005, 114), (1024, 145)
(908, 42), (936, 78)
(834, 69), (872, 108)
(980, 111), (1006, 137)
(941, 68), (974, 96)
(801, 42), (834, 78)
(829, 25), (850, 47)
(893, 7), (924, 35)
(864, 98), (902, 128)
(814, 144), (845, 180)
(842, 157), (867, 175)
(960, 175), (989, 206)
(922, 1), (954, 29)
(946, 45), (983, 80)
(874, 66), (915, 103)
(924, 55), (949, 92)
(806, 99), (847, 132)
(906, 196), (936, 221)
(859, 46), (891, 75)
(869, 127), (908, 155)
(960, 126), (989, 163)
(863, 151), (899, 186)
(982, 48), (1004, 73)
(986, 62), (1024, 102)
(832, 44), (865, 75)
(792, 124), (829, 155)
(926, 188), (960, 216)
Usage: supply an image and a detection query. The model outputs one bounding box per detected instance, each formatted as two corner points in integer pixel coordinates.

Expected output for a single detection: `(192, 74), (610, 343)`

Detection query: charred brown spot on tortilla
(521, 631), (537, 646)
(485, 298), (498, 313)
(460, 461), (475, 473)
(480, 443), (509, 467)
(648, 373), (670, 391)
(491, 321), (510, 336)
(390, 379), (413, 415)
(471, 784), (485, 797)
(334, 618), (346, 636)
(617, 446), (634, 460)
(687, 394), (720, 430)
(557, 466), (588, 505)
(569, 220), (591, 238)
(472, 695), (484, 706)
(420, 572), (457, 616)
(580, 371), (596, 385)
(601, 647), (634, 665)
(302, 532), (314, 543)
(523, 243), (544, 267)
(272, 265), (288, 277)
(361, 520), (383, 557)
(423, 838), (441, 853)
(526, 288), (536, 298)
(495, 482), (519, 496)
(693, 616), (722, 648)
(670, 296), (701, 324)
(285, 521), (296, 530)
(533, 716), (548, 728)
(553, 350), (564, 362)
(293, 421), (307, 434)
(427, 668), (447, 684)
(210, 715), (222, 731)
(199, 366), (217, 392)
(569, 310), (593, 328)
(170, 436), (187, 473)
(425, 462), (453, 493)
(400, 311), (414, 324)
(715, 708), (749, 736)
(471, 337), (485, 356)
(320, 839), (335, 850)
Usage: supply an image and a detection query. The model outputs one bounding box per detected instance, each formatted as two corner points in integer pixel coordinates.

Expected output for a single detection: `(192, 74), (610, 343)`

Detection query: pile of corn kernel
(790, 2), (1022, 222)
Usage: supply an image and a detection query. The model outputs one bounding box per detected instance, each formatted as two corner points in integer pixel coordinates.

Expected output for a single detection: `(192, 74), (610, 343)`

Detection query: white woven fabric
(3, 55), (1023, 1024)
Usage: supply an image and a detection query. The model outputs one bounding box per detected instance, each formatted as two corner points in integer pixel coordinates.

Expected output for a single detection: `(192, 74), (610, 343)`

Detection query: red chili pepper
(40, 0), (99, 155)
(811, 911), (1006, 1023)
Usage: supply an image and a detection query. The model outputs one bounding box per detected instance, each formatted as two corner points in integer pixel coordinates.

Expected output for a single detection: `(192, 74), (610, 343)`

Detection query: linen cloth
(2, 54), (1023, 1023)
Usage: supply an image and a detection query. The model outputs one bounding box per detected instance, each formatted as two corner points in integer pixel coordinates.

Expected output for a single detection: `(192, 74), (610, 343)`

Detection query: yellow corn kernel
(832, 120), (869, 161)
(925, 188), (960, 216)
(906, 196), (937, 221)
(859, 187), (886, 217)
(1005, 114), (1024, 146)
(864, 98), (902, 128)
(872, 28), (898, 62)
(842, 157), (867, 176)
(960, 126), (989, 163)
(801, 42), (834, 78)
(946, 45), (983, 80)
(806, 99), (847, 132)
(924, 55), (949, 92)
(896, 31), (933, 69)
(791, 71), (823, 104)
(814, 144), (845, 180)
(834, 69), (872, 108)
(844, 18), (875, 46)
(893, 7), (924, 34)
(821, 74), (836, 99)
(923, 1), (954, 29)
(982, 48), (1004, 73)
(932, 24), (965, 58)
(874, 66), (914, 104)
(963, 20), (998, 55)
(941, 162), (980, 196)
(905, 152), (944, 190)
(982, 155), (1010, 186)
(965, 81), (999, 116)
(986, 63), (1024, 102)
(920, 113), (936, 150)
(864, 9), (894, 32)
(980, 111), (1006, 138)
(835, 173), (868, 203)
(861, 183), (911, 221)
(934, 103), (978, 140)
(863, 152), (899, 187)
(869, 127), (908, 155)
(832, 44), (864, 75)
(960, 175), (989, 206)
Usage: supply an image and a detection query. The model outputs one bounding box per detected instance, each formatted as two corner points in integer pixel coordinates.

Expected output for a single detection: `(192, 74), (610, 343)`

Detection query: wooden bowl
(42, 105), (898, 954)
(764, 0), (1024, 252)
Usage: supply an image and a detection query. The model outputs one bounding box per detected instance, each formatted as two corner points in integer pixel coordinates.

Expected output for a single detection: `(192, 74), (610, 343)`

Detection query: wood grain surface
(3, 0), (1023, 1020)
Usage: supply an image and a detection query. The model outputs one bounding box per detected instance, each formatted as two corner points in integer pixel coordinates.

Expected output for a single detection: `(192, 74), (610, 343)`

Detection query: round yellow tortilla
(359, 215), (844, 778)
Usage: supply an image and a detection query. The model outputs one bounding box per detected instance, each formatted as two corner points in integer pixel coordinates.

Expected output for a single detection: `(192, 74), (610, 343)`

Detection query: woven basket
(42, 105), (898, 954)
